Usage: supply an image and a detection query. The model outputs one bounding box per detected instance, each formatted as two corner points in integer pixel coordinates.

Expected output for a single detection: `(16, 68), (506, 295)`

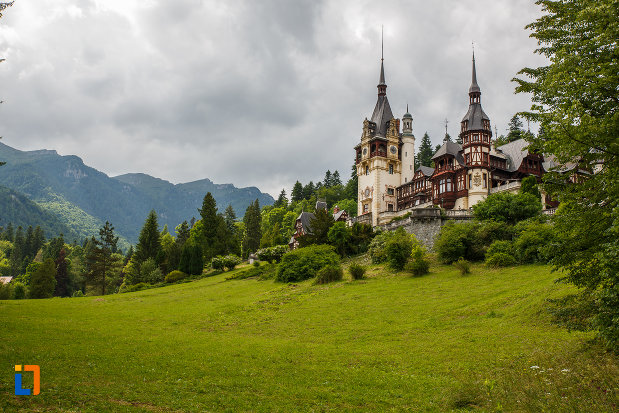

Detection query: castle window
(388, 204), (394, 212)
(365, 166), (369, 175)
(468, 174), (472, 188)
(483, 173), (487, 188)
(387, 188), (395, 195)
(389, 164), (394, 174)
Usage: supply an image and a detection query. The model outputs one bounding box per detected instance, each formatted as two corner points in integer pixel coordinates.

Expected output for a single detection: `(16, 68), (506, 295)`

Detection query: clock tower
(355, 53), (407, 226)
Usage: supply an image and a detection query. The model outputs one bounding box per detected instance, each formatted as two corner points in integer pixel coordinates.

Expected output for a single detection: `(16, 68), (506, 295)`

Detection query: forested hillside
(0, 143), (274, 243)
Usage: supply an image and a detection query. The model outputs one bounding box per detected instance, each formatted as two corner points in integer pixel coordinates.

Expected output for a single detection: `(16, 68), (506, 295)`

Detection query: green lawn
(1, 262), (617, 411)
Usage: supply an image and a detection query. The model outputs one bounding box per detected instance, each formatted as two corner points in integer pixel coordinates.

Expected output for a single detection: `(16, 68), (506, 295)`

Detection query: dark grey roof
(496, 138), (529, 172)
(432, 141), (462, 160)
(469, 53), (480, 94)
(371, 96), (394, 138)
(416, 166), (435, 176)
(297, 211), (315, 234)
(461, 103), (490, 131)
(370, 60), (394, 138)
(315, 200), (327, 211)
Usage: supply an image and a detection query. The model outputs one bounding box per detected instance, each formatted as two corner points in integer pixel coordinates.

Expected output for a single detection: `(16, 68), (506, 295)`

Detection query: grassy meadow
(1, 260), (617, 411)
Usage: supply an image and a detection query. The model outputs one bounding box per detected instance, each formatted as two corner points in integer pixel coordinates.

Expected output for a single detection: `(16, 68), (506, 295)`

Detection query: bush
(486, 240), (513, 256)
(435, 222), (485, 264)
(512, 218), (556, 264)
(211, 256), (225, 271)
(256, 245), (289, 263)
(473, 192), (542, 224)
(165, 270), (186, 283)
(141, 258), (163, 284)
(386, 233), (414, 271)
(253, 261), (260, 267)
(276, 245), (340, 283)
(485, 252), (517, 268)
(454, 258), (471, 275)
(0, 282), (12, 300)
(72, 290), (84, 298)
(368, 230), (391, 264)
(405, 259), (430, 277)
(348, 263), (366, 280)
(314, 265), (344, 284)
(12, 282), (26, 299)
(222, 255), (242, 271)
(119, 282), (151, 293)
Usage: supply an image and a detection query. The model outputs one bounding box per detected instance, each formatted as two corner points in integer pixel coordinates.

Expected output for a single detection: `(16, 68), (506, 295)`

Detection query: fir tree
(344, 164), (358, 202)
(175, 221), (190, 246)
(303, 181), (315, 199)
(86, 222), (122, 295)
(323, 170), (332, 187)
(332, 170), (342, 186)
(54, 248), (70, 297)
(274, 189), (288, 208)
(135, 210), (161, 263)
(4, 222), (13, 242)
(242, 199), (262, 257)
(506, 114), (524, 142)
(415, 132), (434, 168)
(291, 181), (304, 202)
(198, 192), (220, 261)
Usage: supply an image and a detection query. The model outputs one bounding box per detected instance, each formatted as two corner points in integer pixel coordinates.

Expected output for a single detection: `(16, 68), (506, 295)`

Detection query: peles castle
(354, 52), (551, 227)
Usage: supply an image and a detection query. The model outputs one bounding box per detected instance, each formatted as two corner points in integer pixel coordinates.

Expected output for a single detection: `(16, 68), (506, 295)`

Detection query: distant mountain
(0, 142), (274, 244)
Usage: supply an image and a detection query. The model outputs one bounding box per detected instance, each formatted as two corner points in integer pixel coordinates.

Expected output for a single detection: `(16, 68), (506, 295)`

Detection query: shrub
(179, 243), (204, 275)
(454, 258), (471, 275)
(348, 263), (366, 280)
(368, 230), (391, 264)
(141, 258), (163, 284)
(473, 191), (542, 224)
(314, 265), (344, 284)
(165, 270), (186, 283)
(276, 244), (340, 283)
(0, 282), (12, 300)
(222, 255), (242, 271)
(486, 240), (513, 256)
(485, 252), (517, 268)
(386, 232), (414, 271)
(211, 256), (225, 271)
(12, 282), (26, 299)
(405, 259), (430, 277)
(119, 282), (151, 293)
(512, 217), (555, 264)
(256, 245), (289, 263)
(72, 290), (84, 298)
(435, 222), (484, 264)
(29, 258), (56, 299)
(253, 261), (260, 267)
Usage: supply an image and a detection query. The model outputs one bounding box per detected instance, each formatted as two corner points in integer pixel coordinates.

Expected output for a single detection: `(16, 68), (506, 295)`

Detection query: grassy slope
(0, 262), (617, 412)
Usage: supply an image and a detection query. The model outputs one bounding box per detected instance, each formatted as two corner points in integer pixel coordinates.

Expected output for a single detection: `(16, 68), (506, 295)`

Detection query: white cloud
(0, 0), (547, 197)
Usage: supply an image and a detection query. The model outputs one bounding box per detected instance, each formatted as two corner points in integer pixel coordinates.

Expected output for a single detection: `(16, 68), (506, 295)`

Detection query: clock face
(363, 148), (368, 155)
(390, 145), (397, 154)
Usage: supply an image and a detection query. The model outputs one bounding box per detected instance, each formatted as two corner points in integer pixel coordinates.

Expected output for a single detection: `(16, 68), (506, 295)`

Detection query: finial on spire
(469, 44), (481, 97)
(407, 103), (409, 113)
(377, 27), (386, 94)
(381, 25), (384, 62)
(444, 118), (449, 135)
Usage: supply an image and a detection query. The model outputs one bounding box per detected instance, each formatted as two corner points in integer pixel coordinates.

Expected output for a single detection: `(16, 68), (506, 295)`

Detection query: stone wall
(378, 209), (473, 250)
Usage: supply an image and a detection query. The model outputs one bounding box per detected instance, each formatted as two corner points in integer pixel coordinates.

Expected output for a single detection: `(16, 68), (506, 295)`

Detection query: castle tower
(355, 50), (402, 226)
(459, 52), (493, 207)
(401, 105), (415, 184)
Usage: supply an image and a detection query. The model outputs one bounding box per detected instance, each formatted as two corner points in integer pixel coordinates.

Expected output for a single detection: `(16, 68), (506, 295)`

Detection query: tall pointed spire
(469, 50), (480, 94)
(377, 27), (387, 96)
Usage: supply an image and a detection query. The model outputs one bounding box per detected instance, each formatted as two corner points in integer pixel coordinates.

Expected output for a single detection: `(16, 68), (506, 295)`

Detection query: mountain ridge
(0, 142), (274, 244)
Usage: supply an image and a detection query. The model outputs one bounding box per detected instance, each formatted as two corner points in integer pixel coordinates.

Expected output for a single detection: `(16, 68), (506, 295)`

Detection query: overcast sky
(0, 0), (547, 198)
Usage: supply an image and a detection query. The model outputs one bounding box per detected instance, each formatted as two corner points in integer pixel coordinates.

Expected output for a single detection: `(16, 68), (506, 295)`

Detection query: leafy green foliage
(12, 282), (26, 299)
(519, 176), (541, 199)
(406, 238), (430, 277)
(454, 258), (471, 275)
(434, 222), (485, 264)
(29, 258), (56, 298)
(179, 242), (203, 276)
(348, 263), (366, 280)
(513, 0), (618, 350)
(473, 192), (541, 224)
(276, 244), (340, 283)
(512, 218), (555, 264)
(327, 222), (350, 256)
(385, 229), (414, 271)
(164, 270), (186, 283)
(256, 245), (288, 263)
(314, 265), (343, 285)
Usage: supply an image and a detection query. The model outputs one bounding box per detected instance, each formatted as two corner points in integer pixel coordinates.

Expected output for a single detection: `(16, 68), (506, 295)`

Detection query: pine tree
(415, 132), (435, 168)
(274, 189), (288, 208)
(54, 248), (70, 297)
(4, 222), (13, 242)
(11, 226), (25, 276)
(198, 192), (220, 261)
(332, 170), (342, 186)
(242, 199), (262, 257)
(291, 181), (304, 202)
(135, 211), (161, 263)
(506, 114), (524, 142)
(224, 205), (237, 231)
(86, 222), (122, 295)
(303, 181), (315, 199)
(175, 221), (190, 246)
(323, 170), (332, 187)
(33, 226), (45, 255)
(300, 207), (334, 246)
